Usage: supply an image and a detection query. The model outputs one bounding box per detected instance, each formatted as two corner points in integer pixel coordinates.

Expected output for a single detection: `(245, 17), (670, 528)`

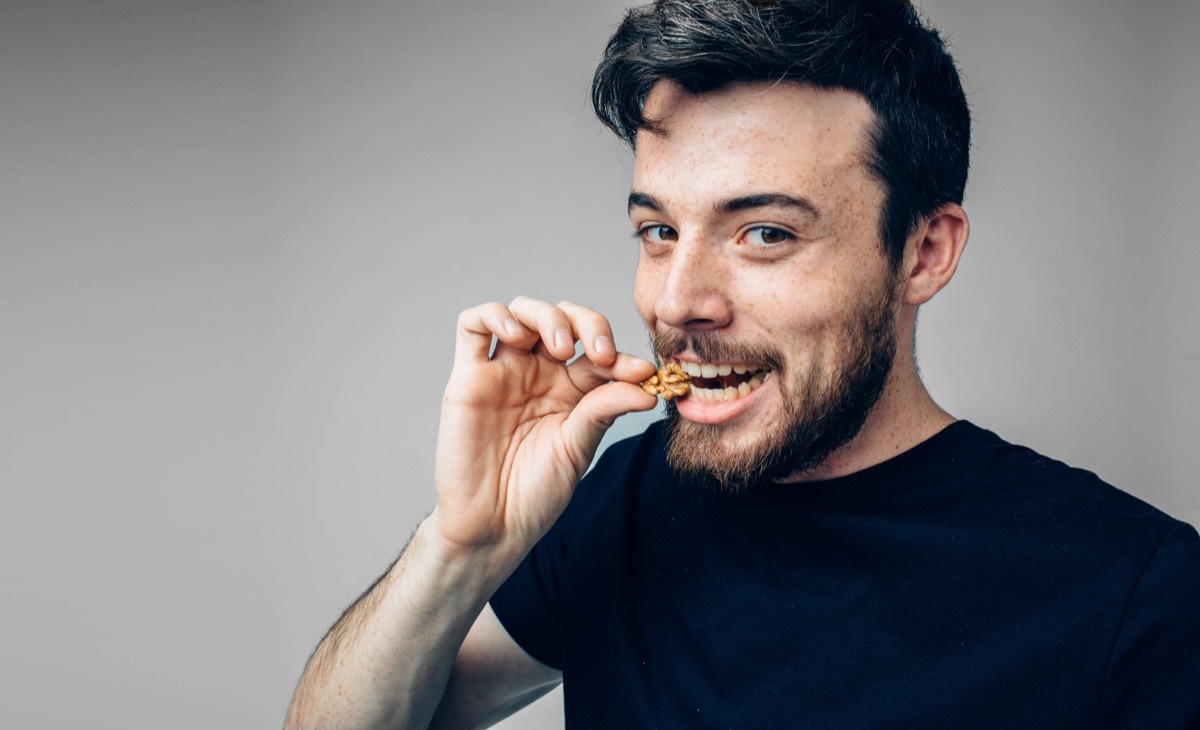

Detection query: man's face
(631, 81), (903, 491)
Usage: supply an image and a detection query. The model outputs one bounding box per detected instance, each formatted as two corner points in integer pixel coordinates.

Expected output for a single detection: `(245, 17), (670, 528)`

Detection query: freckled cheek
(742, 303), (830, 355)
(737, 270), (837, 339)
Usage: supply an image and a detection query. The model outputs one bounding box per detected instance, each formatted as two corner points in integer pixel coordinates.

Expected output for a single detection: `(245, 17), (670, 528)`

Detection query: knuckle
(559, 301), (604, 329)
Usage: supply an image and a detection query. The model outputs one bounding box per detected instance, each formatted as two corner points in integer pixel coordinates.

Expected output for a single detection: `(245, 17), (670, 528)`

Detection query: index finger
(454, 301), (535, 365)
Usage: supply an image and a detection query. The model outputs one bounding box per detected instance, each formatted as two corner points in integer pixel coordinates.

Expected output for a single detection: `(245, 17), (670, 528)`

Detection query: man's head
(593, 1), (971, 490)
(593, 0), (970, 272)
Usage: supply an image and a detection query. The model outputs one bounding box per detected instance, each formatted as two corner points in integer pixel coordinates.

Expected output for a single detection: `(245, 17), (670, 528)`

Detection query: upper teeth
(680, 361), (761, 378)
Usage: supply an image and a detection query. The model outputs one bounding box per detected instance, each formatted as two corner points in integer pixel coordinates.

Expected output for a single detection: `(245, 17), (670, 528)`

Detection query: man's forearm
(284, 518), (510, 730)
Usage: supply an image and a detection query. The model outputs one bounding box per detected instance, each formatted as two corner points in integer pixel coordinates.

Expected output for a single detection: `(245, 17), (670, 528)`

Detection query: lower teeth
(688, 373), (767, 402)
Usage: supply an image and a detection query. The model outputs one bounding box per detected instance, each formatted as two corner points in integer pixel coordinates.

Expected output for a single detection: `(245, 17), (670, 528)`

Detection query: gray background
(2, 1), (1197, 728)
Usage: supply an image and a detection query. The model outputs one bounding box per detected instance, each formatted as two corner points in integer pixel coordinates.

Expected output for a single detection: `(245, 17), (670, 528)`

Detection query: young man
(286, 2), (1200, 727)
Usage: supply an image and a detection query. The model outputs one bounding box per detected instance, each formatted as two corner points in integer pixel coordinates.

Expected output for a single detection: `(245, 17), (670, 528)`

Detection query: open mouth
(676, 360), (771, 402)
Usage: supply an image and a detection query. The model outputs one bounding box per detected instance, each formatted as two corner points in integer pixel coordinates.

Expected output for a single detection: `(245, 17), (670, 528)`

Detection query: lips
(675, 359), (771, 403)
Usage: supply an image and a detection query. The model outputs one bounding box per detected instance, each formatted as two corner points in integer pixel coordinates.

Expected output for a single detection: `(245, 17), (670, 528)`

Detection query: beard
(656, 273), (901, 493)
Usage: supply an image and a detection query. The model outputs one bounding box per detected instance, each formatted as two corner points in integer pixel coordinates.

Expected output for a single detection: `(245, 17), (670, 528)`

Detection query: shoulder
(1100, 517), (1200, 724)
(930, 421), (1200, 597)
(947, 421), (1188, 531)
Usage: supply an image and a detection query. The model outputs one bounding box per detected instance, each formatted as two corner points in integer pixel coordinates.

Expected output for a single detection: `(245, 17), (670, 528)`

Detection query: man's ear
(902, 203), (969, 306)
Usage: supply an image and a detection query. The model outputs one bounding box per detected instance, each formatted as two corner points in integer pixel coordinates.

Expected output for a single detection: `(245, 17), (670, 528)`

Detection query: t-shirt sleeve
(1100, 520), (1200, 728)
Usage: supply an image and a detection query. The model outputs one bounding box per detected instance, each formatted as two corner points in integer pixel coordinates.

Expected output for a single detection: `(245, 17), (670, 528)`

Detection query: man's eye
(639, 225), (678, 243)
(744, 226), (793, 246)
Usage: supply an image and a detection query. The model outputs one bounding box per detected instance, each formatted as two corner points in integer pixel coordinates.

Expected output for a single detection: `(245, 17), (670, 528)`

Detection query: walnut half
(640, 362), (690, 400)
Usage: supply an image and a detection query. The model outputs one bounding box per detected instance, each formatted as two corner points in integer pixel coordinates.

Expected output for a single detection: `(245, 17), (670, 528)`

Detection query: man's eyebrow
(718, 193), (821, 220)
(627, 191), (664, 215)
(627, 191), (822, 221)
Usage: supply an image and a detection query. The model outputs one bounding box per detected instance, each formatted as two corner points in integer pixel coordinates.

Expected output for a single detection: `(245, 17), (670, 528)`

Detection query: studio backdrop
(2, 1), (1197, 728)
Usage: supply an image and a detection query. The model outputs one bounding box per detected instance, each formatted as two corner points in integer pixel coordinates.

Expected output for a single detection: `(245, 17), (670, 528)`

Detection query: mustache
(651, 329), (784, 371)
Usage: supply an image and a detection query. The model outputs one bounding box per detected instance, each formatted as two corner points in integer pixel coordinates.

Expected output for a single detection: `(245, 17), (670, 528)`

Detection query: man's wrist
(413, 511), (529, 600)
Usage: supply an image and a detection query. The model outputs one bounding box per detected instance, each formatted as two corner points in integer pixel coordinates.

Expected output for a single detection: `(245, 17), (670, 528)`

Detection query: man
(285, 1), (1200, 727)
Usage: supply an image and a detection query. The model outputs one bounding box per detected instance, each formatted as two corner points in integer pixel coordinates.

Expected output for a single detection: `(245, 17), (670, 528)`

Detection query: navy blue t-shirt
(490, 421), (1200, 728)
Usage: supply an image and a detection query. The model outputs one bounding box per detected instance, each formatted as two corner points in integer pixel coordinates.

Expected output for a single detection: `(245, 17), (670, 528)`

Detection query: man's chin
(663, 406), (787, 493)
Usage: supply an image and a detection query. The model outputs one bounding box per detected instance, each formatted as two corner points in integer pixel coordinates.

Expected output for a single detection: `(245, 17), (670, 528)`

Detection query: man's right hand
(285, 297), (656, 730)
(430, 296), (658, 566)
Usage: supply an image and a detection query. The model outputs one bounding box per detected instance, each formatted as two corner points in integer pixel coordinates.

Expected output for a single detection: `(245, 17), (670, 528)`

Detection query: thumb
(560, 381), (658, 466)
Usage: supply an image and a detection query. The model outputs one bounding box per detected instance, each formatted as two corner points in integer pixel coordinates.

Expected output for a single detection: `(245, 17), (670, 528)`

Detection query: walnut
(640, 362), (690, 400)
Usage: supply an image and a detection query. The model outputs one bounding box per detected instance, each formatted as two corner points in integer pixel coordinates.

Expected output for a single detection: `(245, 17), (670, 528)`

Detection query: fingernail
(555, 328), (572, 350)
(595, 335), (614, 356)
(504, 318), (522, 336)
(631, 357), (655, 369)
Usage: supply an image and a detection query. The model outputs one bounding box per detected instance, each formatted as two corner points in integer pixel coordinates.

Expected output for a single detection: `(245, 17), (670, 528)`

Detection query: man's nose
(654, 239), (732, 332)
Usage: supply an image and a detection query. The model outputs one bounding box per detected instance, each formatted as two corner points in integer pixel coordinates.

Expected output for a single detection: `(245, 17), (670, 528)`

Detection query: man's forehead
(632, 80), (879, 202)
